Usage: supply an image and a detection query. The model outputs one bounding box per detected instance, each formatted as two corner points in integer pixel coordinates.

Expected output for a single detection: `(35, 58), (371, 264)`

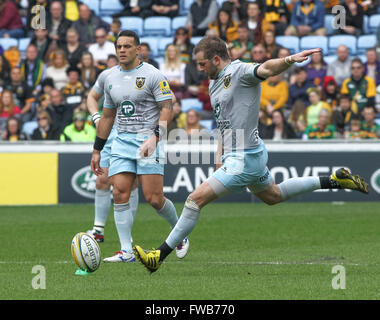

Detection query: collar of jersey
(216, 61), (233, 80)
(118, 61), (144, 73)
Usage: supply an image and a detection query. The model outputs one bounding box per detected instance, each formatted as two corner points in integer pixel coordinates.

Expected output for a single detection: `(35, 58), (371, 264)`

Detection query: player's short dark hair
(115, 30), (140, 47)
(193, 36), (230, 61)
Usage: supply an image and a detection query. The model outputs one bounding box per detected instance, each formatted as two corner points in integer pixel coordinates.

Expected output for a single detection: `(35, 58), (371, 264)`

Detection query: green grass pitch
(1, 202), (379, 300)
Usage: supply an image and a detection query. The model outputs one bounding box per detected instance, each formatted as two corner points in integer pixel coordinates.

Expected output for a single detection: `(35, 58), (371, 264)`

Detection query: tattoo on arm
(157, 99), (173, 111)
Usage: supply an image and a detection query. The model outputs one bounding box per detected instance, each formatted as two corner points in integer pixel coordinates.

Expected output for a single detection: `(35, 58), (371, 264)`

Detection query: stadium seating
(99, 0), (123, 15)
(158, 37), (174, 56)
(328, 34), (357, 55)
(120, 17), (144, 36)
(275, 35), (299, 53)
(181, 98), (203, 112)
(140, 37), (159, 57)
(18, 38), (31, 54)
(102, 16), (113, 25)
(300, 36), (328, 53)
(190, 36), (203, 46)
(357, 34), (377, 54)
(200, 120), (215, 132)
(82, 0), (100, 15)
(0, 38), (18, 51)
(324, 15), (335, 35)
(22, 121), (38, 136)
(172, 16), (188, 34)
(368, 14), (380, 33)
(323, 55), (337, 64)
(363, 15), (370, 34)
(143, 17), (172, 37)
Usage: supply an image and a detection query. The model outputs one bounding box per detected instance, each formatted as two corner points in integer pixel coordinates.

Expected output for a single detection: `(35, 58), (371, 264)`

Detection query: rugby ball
(71, 232), (101, 272)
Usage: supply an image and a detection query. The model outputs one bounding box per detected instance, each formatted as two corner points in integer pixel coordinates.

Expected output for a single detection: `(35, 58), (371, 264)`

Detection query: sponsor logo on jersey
(121, 100), (136, 117)
(214, 102), (221, 119)
(159, 80), (171, 96)
(224, 74), (231, 89)
(135, 77), (146, 90)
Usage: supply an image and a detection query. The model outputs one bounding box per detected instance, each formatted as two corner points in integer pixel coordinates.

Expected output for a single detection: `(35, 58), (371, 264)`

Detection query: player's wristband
(284, 56), (295, 66)
(93, 136), (107, 151)
(154, 125), (166, 140)
(92, 112), (101, 125)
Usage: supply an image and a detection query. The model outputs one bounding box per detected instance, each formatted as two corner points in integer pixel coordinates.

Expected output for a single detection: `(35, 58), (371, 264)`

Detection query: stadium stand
(120, 17), (144, 36)
(328, 35), (357, 55)
(0, 38), (18, 51)
(143, 17), (172, 37)
(181, 98), (203, 113)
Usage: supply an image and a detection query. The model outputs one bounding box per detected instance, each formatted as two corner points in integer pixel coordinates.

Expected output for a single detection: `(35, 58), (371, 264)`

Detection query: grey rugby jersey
(209, 60), (264, 153)
(103, 62), (172, 133)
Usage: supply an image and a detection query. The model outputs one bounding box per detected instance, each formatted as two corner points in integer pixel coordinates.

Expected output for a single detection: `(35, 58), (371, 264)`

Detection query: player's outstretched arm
(256, 48), (322, 79)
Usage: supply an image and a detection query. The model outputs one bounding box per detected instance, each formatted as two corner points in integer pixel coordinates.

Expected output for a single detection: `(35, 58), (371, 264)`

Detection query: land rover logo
(370, 168), (380, 194)
(71, 166), (97, 199)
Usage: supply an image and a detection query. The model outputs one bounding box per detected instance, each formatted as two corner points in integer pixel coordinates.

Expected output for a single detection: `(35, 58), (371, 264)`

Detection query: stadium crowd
(0, 0), (379, 142)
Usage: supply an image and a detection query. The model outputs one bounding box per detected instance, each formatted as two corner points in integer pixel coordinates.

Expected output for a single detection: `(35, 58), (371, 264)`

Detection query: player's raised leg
(103, 172), (136, 262)
(133, 180), (217, 273)
(139, 174), (190, 259)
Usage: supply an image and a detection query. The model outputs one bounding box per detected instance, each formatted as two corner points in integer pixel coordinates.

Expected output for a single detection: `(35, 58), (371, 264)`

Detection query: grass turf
(0, 202), (379, 300)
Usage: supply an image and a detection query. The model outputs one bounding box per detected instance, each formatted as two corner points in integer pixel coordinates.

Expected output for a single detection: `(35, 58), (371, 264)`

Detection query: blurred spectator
(185, 55), (207, 97)
(173, 27), (194, 64)
(19, 44), (46, 92)
(107, 19), (121, 43)
(0, 89), (21, 122)
(306, 87), (332, 126)
(139, 42), (159, 69)
(4, 45), (20, 69)
(151, 0), (179, 18)
(60, 111), (96, 142)
(50, 88), (73, 132)
(251, 43), (267, 64)
(359, 0), (379, 16)
(361, 105), (380, 138)
(186, 0), (218, 37)
(230, 23), (254, 63)
(261, 109), (297, 140)
(208, 9), (239, 43)
(61, 66), (85, 110)
(364, 48), (380, 85)
(287, 67), (314, 108)
(88, 28), (116, 68)
(304, 109), (336, 139)
(243, 2), (272, 44)
(167, 99), (187, 133)
(326, 45), (352, 87)
(63, 28), (87, 68)
(262, 29), (282, 60)
(112, 0), (153, 18)
(106, 55), (119, 69)
(160, 44), (188, 99)
(1, 117), (28, 141)
(262, 0), (290, 36)
(72, 3), (109, 46)
(34, 93), (55, 120)
(220, 0), (248, 22)
(322, 76), (338, 111)
(288, 100), (307, 138)
(31, 28), (56, 63)
(79, 52), (101, 89)
(184, 109), (210, 139)
(332, 94), (355, 137)
(305, 51), (327, 89)
(0, 54), (11, 88)
(320, 0), (339, 14)
(285, 0), (326, 36)
(277, 47), (296, 85)
(337, 0), (364, 36)
(40, 77), (55, 96)
(344, 114), (364, 140)
(0, 0), (24, 38)
(260, 74), (289, 115)
(258, 108), (272, 137)
(4, 67), (34, 122)
(197, 78), (213, 119)
(341, 58), (376, 114)
(47, 1), (72, 46)
(31, 110), (61, 140)
(46, 49), (69, 90)
(63, 0), (80, 22)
